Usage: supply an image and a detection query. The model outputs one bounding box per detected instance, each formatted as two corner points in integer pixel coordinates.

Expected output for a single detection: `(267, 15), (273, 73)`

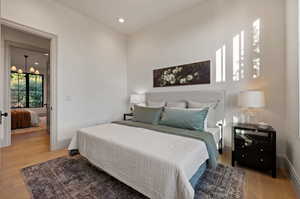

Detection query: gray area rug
(22, 156), (245, 199)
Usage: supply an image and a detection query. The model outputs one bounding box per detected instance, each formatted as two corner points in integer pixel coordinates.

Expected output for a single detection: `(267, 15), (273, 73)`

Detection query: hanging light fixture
(24, 55), (29, 73)
(11, 66), (17, 71)
(29, 67), (35, 73)
(11, 55), (40, 74)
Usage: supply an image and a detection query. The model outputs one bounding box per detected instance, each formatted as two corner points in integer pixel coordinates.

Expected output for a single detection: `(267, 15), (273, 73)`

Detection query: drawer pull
(260, 158), (264, 162)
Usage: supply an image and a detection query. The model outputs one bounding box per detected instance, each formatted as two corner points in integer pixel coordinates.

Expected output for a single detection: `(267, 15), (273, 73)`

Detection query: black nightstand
(232, 123), (276, 178)
(123, 113), (133, 121)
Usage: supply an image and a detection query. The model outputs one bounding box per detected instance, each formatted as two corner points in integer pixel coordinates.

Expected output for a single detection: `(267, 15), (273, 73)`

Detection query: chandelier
(10, 55), (40, 75)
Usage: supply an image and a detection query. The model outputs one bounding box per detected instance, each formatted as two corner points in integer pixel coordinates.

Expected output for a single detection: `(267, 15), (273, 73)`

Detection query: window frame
(10, 71), (44, 109)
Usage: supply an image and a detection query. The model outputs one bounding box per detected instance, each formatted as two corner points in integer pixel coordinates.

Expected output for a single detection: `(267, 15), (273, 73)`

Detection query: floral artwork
(153, 61), (210, 87)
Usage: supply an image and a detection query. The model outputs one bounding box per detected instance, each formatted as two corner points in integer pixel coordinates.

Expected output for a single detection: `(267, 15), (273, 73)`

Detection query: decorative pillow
(166, 101), (186, 108)
(133, 105), (163, 125)
(187, 108), (209, 131)
(159, 107), (209, 131)
(188, 101), (217, 128)
(147, 100), (166, 108)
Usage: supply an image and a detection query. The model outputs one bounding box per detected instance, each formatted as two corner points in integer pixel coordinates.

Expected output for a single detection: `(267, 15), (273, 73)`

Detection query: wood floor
(0, 130), (298, 199)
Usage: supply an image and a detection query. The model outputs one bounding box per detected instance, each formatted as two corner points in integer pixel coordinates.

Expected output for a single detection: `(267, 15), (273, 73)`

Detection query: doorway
(3, 26), (50, 148)
(0, 19), (58, 151)
(10, 45), (50, 142)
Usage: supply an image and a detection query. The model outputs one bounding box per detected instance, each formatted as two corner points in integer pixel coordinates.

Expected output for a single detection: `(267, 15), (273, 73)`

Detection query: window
(233, 31), (245, 81)
(216, 45), (226, 83)
(252, 19), (261, 79)
(11, 72), (44, 108)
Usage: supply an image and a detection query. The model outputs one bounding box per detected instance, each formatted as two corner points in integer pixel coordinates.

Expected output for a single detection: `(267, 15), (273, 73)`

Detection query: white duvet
(26, 109), (40, 126)
(69, 123), (209, 199)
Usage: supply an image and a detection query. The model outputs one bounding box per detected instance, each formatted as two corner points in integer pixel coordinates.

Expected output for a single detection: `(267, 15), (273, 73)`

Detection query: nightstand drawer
(235, 139), (272, 153)
(235, 151), (272, 170)
(256, 155), (273, 170)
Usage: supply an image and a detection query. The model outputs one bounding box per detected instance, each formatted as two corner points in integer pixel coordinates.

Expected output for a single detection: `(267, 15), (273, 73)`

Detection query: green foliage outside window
(11, 72), (44, 108)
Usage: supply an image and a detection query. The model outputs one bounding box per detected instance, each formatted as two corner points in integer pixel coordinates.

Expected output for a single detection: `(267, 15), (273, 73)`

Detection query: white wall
(127, 0), (286, 154)
(3, 26), (50, 50)
(1, 0), (128, 143)
(286, 0), (300, 190)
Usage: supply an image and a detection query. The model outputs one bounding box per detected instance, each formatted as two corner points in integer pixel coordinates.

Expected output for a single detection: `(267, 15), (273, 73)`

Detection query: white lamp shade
(238, 90), (265, 108)
(11, 66), (17, 71)
(130, 94), (145, 104)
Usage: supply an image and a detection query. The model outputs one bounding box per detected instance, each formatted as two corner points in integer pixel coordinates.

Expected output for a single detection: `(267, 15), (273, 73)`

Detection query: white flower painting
(153, 61), (211, 87)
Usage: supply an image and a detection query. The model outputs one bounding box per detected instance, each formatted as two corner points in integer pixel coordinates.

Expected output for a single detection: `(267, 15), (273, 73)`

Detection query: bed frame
(146, 90), (226, 154)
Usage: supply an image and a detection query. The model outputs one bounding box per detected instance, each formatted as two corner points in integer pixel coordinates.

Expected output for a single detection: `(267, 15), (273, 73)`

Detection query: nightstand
(232, 123), (276, 178)
(123, 113), (133, 121)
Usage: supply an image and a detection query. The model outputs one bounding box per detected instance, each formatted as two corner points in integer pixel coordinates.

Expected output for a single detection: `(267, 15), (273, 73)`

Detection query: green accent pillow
(159, 108), (209, 131)
(133, 105), (163, 125)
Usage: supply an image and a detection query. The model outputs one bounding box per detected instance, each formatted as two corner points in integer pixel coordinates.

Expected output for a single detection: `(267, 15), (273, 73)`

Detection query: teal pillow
(159, 108), (209, 131)
(133, 105), (163, 125)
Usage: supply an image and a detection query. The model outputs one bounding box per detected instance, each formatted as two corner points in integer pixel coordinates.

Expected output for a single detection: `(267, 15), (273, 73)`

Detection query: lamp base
(243, 109), (257, 124)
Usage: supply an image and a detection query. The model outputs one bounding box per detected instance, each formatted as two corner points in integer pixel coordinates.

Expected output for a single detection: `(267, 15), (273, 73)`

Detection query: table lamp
(238, 90), (266, 125)
(130, 94), (145, 111)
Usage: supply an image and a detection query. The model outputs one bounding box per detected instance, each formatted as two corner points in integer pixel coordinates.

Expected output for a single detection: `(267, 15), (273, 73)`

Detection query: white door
(0, 24), (10, 151)
(0, 23), (3, 167)
(46, 56), (51, 134)
(0, 25), (11, 149)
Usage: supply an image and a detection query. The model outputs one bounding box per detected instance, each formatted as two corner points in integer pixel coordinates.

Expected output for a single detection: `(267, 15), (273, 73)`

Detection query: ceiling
(54, 0), (204, 35)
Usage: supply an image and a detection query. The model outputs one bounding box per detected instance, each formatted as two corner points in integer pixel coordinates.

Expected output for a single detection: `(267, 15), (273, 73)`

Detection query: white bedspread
(69, 123), (209, 199)
(26, 109), (40, 126)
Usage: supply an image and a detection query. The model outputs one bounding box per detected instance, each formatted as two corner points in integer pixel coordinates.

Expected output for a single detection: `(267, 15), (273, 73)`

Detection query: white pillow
(166, 101), (186, 108)
(147, 100), (166, 108)
(188, 101), (217, 128)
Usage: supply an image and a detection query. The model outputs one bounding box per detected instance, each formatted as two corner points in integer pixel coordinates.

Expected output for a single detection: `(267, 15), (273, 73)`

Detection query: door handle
(0, 110), (8, 125)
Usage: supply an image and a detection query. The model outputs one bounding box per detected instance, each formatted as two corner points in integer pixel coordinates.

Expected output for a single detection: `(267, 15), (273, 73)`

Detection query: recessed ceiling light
(118, 18), (125, 23)
(34, 62), (39, 65)
(44, 53), (49, 56)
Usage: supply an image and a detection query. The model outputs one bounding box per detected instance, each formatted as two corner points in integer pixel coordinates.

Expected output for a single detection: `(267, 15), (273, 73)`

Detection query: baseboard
(284, 156), (300, 198)
(52, 138), (71, 151)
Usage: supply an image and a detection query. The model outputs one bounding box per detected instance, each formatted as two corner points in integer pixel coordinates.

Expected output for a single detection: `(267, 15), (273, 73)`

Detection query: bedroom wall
(285, 0), (300, 194)
(0, 0), (128, 146)
(3, 26), (50, 50)
(127, 0), (287, 155)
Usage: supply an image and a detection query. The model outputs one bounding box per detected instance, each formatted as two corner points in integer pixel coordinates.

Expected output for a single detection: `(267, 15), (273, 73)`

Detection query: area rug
(22, 156), (245, 199)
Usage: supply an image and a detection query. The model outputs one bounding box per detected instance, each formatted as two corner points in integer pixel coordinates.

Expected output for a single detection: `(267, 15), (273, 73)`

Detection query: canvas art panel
(153, 61), (211, 87)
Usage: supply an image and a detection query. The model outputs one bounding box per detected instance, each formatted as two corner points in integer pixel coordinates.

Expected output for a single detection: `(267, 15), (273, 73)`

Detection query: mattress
(70, 123), (209, 199)
(189, 161), (207, 188)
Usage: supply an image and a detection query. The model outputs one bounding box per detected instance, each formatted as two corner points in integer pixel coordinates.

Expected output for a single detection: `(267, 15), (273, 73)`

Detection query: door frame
(0, 17), (58, 151)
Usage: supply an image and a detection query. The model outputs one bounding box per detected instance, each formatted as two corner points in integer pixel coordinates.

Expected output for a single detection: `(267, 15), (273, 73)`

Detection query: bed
(11, 109), (40, 129)
(145, 90), (225, 153)
(69, 90), (225, 199)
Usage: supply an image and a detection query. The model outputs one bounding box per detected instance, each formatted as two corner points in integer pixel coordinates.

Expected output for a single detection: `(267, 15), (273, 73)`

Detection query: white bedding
(69, 123), (209, 199)
(26, 109), (40, 126)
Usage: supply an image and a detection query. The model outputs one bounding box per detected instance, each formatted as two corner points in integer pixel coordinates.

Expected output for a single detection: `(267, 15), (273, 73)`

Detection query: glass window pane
(29, 74), (43, 108)
(10, 73), (26, 108)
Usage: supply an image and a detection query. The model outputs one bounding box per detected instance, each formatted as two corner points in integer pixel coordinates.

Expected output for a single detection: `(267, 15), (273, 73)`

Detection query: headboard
(146, 90), (225, 124)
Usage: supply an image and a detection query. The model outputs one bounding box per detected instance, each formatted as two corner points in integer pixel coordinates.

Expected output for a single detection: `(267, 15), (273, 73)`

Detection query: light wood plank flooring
(0, 130), (298, 199)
